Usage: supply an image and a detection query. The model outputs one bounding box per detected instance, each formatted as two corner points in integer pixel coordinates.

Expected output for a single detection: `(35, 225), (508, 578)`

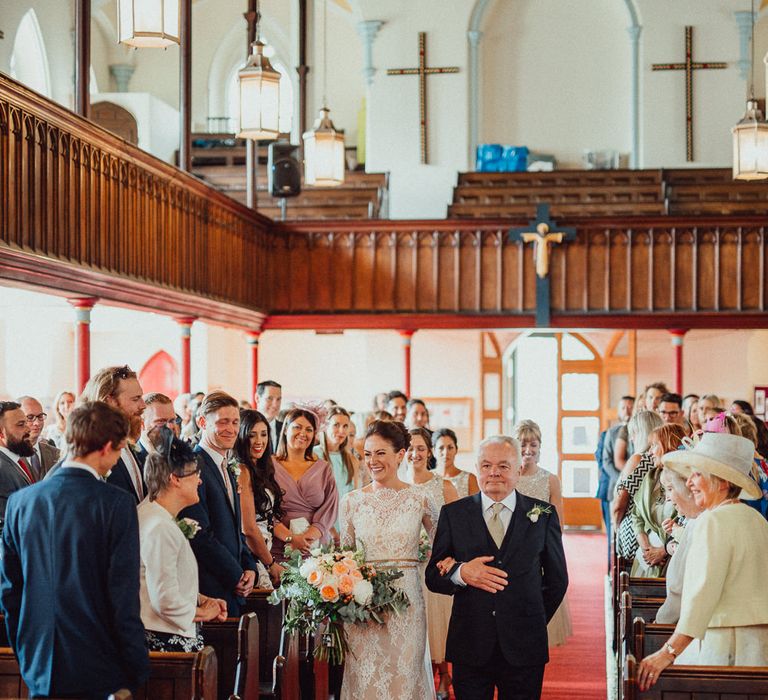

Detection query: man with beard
(79, 365), (147, 504)
(17, 396), (60, 479)
(0, 402), (38, 531)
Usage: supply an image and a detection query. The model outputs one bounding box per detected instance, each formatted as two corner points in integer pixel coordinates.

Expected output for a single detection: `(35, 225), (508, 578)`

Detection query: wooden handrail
(0, 74), (272, 327)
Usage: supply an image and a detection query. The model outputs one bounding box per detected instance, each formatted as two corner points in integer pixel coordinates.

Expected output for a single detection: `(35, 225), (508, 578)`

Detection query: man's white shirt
(451, 490), (517, 586)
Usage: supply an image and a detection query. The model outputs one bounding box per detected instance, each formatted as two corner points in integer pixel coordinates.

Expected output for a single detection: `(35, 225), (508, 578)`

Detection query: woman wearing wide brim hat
(637, 432), (768, 691)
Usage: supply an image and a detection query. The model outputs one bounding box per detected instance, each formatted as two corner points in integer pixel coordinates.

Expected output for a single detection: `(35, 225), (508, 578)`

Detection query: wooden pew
(0, 648), (26, 699)
(631, 617), (676, 660)
(231, 613), (260, 700)
(622, 652), (768, 700)
(448, 201), (667, 218)
(243, 589), (284, 696)
(452, 184), (664, 206)
(628, 577), (666, 599)
(667, 182), (768, 216)
(456, 169), (663, 188)
(134, 646), (217, 700)
(202, 614), (259, 700)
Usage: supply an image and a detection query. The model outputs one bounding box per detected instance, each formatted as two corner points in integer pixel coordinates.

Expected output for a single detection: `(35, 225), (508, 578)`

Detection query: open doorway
(484, 330), (636, 529)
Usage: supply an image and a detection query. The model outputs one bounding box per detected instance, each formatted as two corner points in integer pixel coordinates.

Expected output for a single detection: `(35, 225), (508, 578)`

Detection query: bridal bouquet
(268, 545), (410, 664)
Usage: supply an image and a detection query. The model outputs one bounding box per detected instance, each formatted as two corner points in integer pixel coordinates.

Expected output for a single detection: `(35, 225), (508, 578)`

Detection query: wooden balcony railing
(0, 75), (271, 327)
(1, 74), (767, 331)
(268, 218), (768, 329)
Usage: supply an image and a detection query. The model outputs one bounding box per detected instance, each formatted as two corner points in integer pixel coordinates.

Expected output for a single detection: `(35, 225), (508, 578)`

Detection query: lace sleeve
(340, 491), (356, 550)
(421, 494), (438, 542)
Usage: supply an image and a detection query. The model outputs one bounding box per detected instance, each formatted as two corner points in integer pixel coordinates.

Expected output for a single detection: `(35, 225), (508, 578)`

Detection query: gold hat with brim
(662, 432), (762, 500)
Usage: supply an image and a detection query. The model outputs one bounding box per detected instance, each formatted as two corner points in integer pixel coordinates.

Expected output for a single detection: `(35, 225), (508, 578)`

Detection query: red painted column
(248, 331), (261, 406)
(176, 317), (196, 395)
(669, 329), (688, 395)
(68, 297), (97, 394)
(400, 330), (415, 397)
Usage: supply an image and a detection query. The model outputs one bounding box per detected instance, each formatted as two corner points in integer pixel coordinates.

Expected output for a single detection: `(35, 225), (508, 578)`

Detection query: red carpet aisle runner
(541, 532), (607, 700)
(432, 533), (607, 699)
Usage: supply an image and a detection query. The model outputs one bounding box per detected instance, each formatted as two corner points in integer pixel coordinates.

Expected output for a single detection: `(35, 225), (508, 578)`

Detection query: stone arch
(10, 9), (52, 98)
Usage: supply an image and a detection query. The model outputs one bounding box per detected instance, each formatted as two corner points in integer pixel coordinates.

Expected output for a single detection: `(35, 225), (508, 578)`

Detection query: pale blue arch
(467, 0), (642, 168)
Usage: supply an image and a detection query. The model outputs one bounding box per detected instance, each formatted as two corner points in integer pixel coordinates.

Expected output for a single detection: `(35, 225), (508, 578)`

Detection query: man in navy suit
(136, 392), (177, 468)
(255, 380), (283, 451)
(180, 391), (258, 615)
(426, 436), (568, 700)
(79, 365), (147, 503)
(0, 401), (149, 699)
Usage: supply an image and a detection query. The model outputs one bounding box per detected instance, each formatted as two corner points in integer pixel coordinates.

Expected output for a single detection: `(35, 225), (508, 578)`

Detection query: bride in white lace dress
(340, 420), (437, 699)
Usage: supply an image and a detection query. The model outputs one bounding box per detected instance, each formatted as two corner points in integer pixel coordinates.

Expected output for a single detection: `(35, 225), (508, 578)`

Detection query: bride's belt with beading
(367, 558), (420, 569)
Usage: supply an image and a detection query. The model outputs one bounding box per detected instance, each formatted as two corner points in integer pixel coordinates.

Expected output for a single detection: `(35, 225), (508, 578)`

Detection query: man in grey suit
(0, 402), (38, 532)
(17, 396), (59, 480)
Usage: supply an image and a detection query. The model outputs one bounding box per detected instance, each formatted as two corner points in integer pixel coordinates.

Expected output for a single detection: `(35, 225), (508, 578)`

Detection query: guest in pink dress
(271, 407), (338, 561)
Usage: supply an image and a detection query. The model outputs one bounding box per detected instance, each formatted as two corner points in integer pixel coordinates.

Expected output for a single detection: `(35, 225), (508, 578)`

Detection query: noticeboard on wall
(755, 386), (768, 421)
(423, 397), (474, 451)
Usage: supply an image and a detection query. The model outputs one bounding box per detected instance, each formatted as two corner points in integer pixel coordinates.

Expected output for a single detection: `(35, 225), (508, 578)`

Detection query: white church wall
(363, 0), (473, 218)
(479, 0), (632, 169)
(1, 1), (75, 109)
(638, 0), (744, 168)
(91, 93), (180, 163)
(635, 328), (763, 405)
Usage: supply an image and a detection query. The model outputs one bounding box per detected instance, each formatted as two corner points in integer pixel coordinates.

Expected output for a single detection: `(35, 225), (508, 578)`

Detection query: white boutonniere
(176, 517), (201, 540)
(227, 458), (241, 479)
(526, 504), (552, 523)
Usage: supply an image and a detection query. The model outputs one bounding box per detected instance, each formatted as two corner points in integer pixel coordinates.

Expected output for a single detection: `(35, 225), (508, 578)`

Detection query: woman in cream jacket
(638, 432), (768, 691)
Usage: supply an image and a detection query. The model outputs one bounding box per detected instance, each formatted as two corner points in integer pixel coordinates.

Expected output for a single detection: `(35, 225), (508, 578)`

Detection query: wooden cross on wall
(508, 205), (576, 328)
(652, 26), (727, 162)
(387, 32), (459, 164)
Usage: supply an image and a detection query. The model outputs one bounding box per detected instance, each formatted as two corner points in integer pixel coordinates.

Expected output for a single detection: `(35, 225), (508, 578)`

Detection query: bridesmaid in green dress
(314, 406), (362, 545)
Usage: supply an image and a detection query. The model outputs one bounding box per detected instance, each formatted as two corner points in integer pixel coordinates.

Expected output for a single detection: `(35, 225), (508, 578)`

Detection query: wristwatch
(664, 642), (677, 658)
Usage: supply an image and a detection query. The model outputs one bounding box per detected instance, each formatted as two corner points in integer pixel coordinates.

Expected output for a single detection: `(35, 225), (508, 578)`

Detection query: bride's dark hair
(365, 420), (411, 452)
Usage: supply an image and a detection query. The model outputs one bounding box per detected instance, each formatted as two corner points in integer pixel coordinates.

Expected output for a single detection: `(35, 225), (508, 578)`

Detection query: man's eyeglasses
(25, 413), (47, 423)
(174, 466), (201, 479)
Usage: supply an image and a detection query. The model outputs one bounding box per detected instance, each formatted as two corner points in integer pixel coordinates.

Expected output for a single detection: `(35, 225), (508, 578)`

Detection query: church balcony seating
(185, 136), (389, 221)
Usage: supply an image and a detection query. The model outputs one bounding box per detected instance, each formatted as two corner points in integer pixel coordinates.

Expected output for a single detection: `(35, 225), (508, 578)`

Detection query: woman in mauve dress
(270, 408), (338, 561)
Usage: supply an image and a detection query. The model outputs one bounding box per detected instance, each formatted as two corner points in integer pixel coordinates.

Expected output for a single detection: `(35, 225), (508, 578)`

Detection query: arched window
(226, 51), (294, 135)
(9, 9), (51, 98)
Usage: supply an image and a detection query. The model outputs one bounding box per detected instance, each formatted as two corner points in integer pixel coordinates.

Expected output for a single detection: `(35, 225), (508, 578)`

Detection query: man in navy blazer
(79, 365), (147, 504)
(180, 391), (258, 616)
(0, 401), (149, 699)
(426, 436), (568, 700)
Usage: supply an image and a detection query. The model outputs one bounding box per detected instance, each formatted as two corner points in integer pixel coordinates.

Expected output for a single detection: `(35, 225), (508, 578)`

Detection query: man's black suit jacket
(179, 446), (259, 615)
(425, 491), (568, 668)
(106, 453), (145, 505)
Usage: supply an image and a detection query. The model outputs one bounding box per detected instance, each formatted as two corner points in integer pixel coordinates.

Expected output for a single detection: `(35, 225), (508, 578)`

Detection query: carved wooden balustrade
(268, 219), (768, 328)
(1, 74), (767, 330)
(0, 75), (271, 327)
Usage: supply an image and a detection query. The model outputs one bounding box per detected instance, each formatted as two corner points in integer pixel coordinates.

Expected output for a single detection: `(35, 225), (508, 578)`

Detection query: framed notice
(755, 386), (768, 420)
(423, 397), (474, 451)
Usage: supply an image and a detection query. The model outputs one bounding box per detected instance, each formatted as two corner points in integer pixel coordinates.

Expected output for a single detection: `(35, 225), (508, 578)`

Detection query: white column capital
(357, 20), (385, 87)
(467, 29), (483, 48)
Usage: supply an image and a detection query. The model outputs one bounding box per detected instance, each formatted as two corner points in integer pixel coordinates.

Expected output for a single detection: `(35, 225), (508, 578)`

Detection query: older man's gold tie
(488, 502), (505, 548)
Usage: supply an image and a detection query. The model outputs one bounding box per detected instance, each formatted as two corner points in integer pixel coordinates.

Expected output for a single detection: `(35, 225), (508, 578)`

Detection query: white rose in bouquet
(299, 558), (319, 579)
(352, 578), (374, 605)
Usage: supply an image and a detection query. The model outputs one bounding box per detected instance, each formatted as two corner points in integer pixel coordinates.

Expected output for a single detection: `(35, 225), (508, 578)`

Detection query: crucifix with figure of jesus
(509, 205), (576, 327)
